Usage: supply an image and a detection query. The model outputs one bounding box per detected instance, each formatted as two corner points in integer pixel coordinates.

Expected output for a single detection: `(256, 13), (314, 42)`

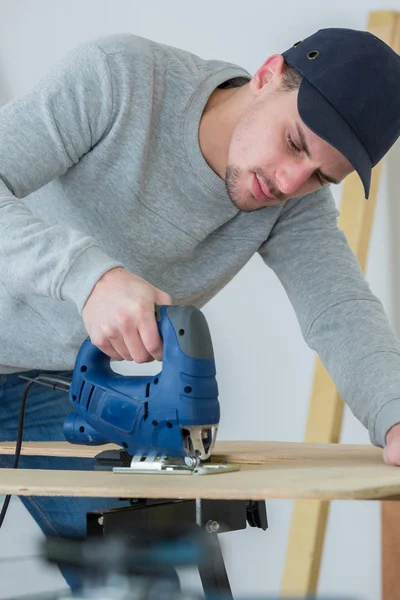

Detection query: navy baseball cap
(282, 28), (400, 198)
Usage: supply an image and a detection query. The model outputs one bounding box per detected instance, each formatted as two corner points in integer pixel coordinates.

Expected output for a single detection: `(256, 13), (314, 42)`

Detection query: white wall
(1, 1), (399, 598)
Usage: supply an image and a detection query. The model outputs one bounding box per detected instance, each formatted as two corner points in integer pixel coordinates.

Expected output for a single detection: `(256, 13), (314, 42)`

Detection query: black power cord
(0, 378), (37, 528)
(0, 374), (71, 528)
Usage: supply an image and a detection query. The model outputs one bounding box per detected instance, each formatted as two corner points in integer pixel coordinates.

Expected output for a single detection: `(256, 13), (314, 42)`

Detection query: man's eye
(286, 134), (301, 153)
(287, 134), (325, 187)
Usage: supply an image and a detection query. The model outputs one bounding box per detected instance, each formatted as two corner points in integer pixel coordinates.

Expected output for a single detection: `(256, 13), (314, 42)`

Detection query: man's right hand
(82, 267), (172, 362)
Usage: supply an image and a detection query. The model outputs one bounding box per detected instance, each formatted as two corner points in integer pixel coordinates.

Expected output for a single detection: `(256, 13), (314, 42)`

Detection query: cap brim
(297, 78), (372, 199)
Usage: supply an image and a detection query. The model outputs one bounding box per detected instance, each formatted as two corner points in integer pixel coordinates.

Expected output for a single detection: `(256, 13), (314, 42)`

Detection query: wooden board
(1, 440), (400, 500)
(382, 500), (400, 600)
(381, 12), (400, 600)
(281, 11), (400, 598)
(0, 439), (384, 462)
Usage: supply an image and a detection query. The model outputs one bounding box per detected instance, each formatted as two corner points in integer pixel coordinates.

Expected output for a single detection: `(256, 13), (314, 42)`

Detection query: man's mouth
(256, 174), (276, 199)
(252, 172), (278, 203)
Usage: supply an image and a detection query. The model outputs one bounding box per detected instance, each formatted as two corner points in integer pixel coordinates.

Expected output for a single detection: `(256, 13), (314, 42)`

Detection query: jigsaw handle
(156, 305), (214, 360)
(68, 305), (215, 408)
(71, 304), (214, 371)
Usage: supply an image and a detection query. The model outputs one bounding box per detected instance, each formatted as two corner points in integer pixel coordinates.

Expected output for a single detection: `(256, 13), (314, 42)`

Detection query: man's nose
(276, 162), (314, 195)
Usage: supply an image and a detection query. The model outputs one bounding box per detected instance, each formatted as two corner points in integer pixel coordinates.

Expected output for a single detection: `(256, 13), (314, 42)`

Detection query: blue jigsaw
(21, 306), (227, 473)
(64, 305), (220, 462)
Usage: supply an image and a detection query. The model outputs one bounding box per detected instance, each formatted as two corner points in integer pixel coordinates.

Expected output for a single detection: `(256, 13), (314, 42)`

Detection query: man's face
(225, 85), (353, 211)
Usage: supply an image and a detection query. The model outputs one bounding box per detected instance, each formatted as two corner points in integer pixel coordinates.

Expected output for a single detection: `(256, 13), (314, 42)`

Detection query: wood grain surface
(1, 440), (399, 500)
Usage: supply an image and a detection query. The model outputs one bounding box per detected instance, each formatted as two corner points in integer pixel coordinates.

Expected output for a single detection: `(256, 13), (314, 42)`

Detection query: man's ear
(250, 54), (285, 95)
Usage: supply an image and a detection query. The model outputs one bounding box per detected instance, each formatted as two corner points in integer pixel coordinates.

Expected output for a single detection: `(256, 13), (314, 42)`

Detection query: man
(0, 26), (400, 587)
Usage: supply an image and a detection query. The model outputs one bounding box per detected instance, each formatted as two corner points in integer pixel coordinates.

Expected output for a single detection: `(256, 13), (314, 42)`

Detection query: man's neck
(198, 84), (248, 180)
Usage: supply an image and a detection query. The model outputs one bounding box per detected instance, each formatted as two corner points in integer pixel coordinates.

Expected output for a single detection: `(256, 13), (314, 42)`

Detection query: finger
(123, 325), (154, 363)
(91, 339), (124, 361)
(383, 446), (396, 466)
(383, 444), (400, 466)
(138, 308), (163, 361)
(156, 290), (172, 306)
(108, 336), (134, 362)
(383, 439), (400, 466)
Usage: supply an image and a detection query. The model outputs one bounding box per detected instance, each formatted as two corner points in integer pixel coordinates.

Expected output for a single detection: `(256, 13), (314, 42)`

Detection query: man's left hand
(383, 422), (400, 465)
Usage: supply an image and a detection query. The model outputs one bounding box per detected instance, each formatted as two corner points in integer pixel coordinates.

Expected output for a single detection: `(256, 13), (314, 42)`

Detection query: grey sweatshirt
(0, 33), (399, 448)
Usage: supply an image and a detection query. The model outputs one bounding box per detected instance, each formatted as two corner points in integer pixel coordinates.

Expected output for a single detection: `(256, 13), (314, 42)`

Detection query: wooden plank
(382, 500), (400, 599)
(281, 10), (400, 597)
(0, 439), (383, 462)
(382, 11), (400, 600)
(0, 441), (399, 500)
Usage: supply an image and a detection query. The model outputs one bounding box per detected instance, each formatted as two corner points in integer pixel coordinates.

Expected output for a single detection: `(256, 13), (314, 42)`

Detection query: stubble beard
(225, 165), (284, 211)
(225, 165), (262, 212)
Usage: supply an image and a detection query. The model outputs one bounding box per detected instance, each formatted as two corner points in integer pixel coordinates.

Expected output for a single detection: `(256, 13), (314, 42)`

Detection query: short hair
(280, 61), (302, 91)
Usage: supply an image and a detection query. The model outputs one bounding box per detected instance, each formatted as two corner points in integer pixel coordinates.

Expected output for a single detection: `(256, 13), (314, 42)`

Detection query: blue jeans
(0, 370), (133, 591)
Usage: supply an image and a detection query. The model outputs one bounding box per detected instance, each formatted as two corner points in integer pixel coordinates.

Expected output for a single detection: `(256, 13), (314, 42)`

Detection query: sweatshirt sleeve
(0, 41), (123, 312)
(259, 187), (400, 448)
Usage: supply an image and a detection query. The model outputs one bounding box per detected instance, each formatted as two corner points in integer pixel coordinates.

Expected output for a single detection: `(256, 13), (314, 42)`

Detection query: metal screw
(206, 520), (220, 533)
(184, 456), (199, 469)
(97, 516), (104, 526)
